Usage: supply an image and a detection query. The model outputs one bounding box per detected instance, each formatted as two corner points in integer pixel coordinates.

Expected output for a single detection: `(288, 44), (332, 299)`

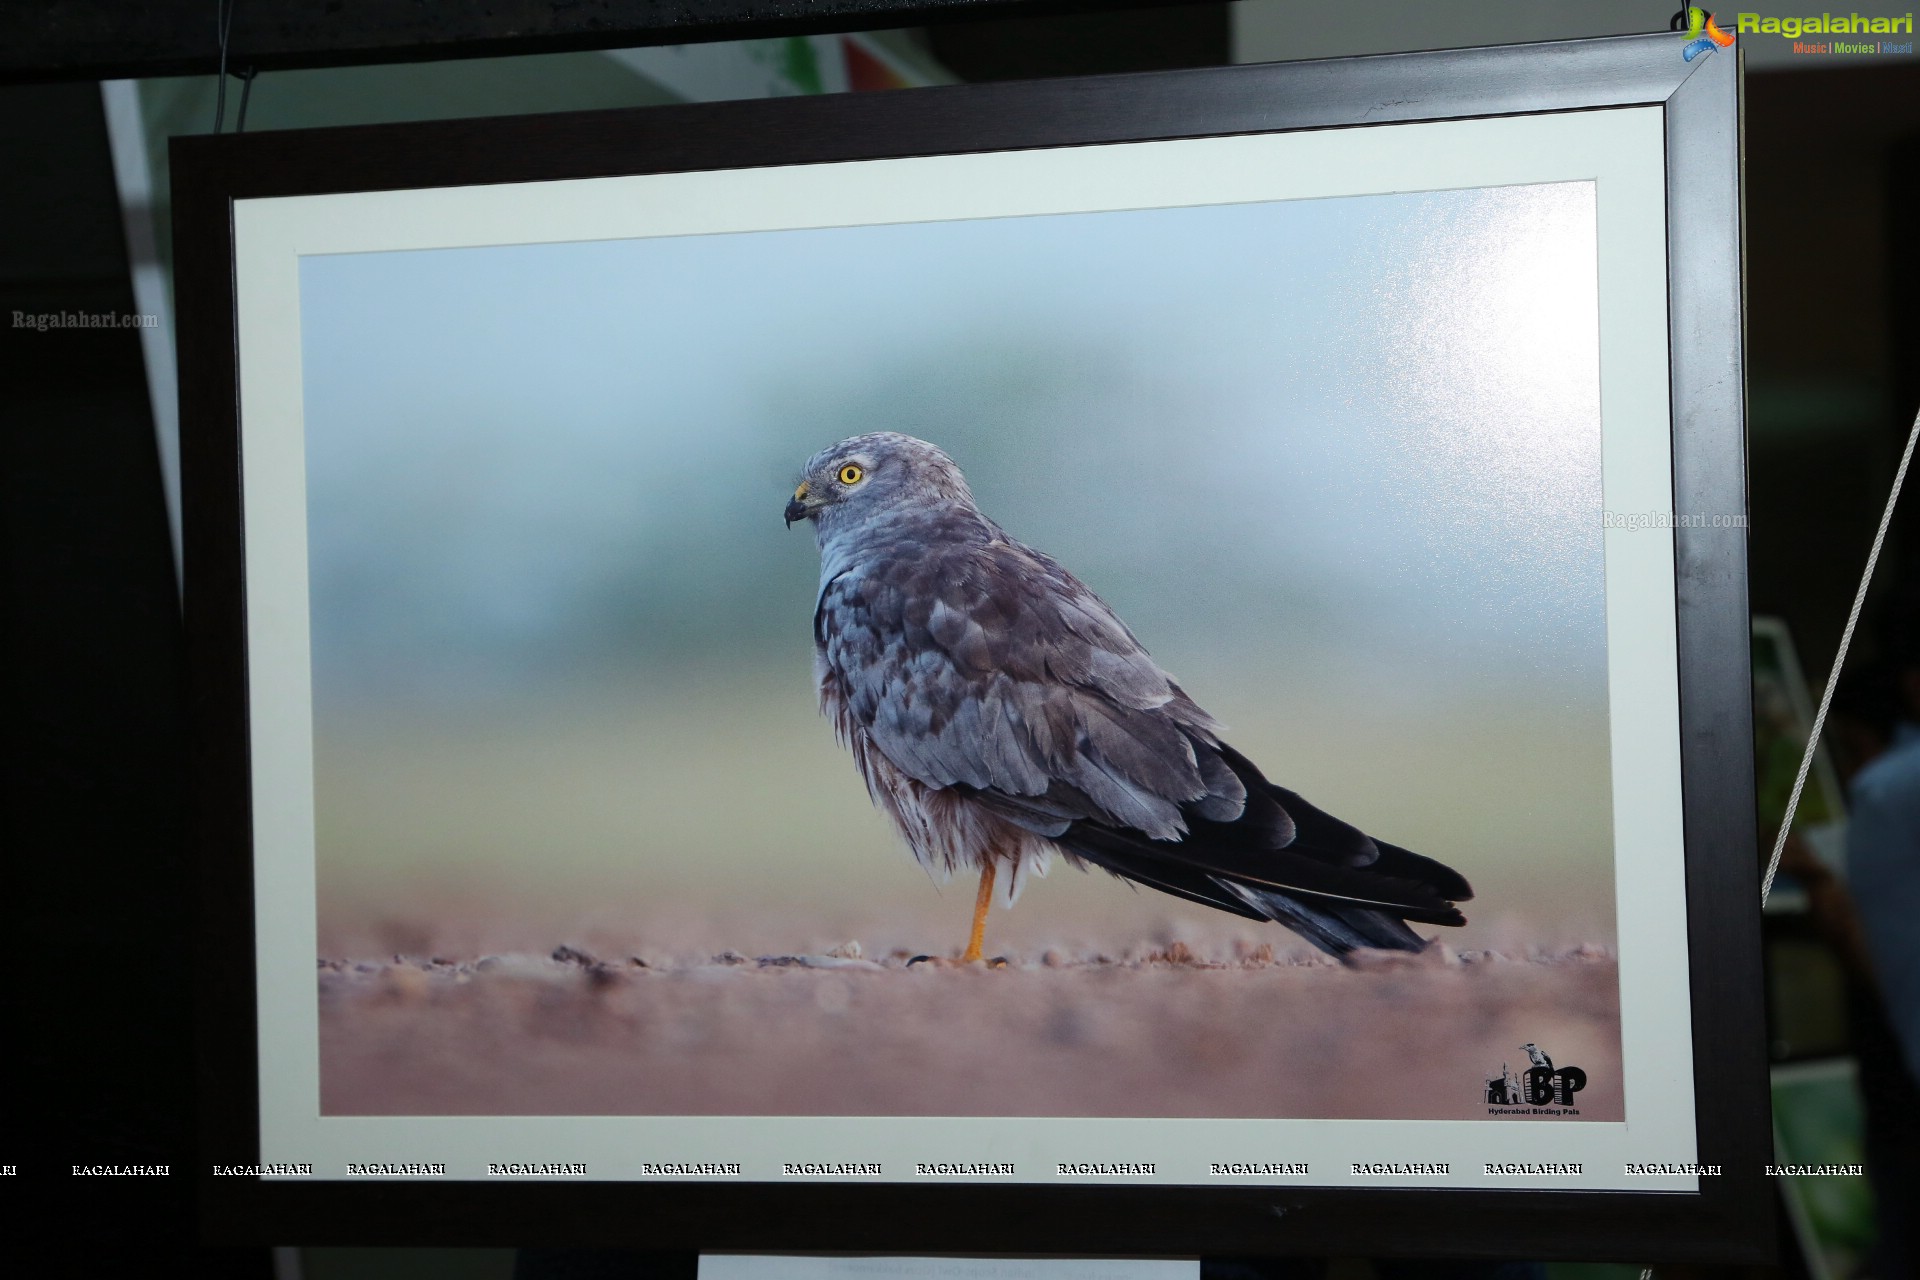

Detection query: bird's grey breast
(813, 513), (1015, 787)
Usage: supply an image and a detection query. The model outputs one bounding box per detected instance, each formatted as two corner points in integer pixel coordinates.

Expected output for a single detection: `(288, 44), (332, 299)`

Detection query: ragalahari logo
(1681, 7), (1738, 60)
(1734, 10), (1916, 56)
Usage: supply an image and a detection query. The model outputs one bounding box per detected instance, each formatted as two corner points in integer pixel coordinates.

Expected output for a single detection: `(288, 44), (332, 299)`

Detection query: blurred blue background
(300, 181), (1617, 960)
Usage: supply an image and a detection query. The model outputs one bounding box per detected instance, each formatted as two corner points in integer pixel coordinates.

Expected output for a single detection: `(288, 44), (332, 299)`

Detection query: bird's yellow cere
(793, 482), (810, 501)
(838, 464), (865, 485)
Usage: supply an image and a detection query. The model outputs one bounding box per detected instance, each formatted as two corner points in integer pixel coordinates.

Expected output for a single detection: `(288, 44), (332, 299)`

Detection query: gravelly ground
(318, 941), (1621, 1120)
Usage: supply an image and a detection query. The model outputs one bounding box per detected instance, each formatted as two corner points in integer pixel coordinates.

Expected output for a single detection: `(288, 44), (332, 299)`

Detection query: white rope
(1761, 400), (1920, 904)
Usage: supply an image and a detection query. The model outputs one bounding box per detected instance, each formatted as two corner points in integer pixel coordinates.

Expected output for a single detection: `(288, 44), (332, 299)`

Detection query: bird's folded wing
(817, 537), (1237, 841)
(1359, 837), (1475, 904)
(1055, 748), (1470, 923)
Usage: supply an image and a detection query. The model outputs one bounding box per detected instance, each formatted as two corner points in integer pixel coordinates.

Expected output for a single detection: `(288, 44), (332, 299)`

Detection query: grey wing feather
(816, 530), (1239, 841)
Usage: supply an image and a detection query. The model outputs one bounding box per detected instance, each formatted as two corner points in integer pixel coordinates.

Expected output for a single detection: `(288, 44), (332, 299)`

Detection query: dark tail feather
(1217, 880), (1429, 957)
(1051, 739), (1466, 958)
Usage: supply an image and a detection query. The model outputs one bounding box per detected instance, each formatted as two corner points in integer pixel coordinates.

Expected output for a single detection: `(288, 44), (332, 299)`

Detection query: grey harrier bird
(786, 432), (1471, 963)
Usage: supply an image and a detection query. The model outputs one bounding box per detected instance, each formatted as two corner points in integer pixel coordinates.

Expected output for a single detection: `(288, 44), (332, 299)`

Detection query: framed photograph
(177, 30), (1769, 1260)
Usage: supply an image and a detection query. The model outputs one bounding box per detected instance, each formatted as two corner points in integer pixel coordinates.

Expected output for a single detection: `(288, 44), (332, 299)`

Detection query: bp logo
(1484, 1043), (1588, 1113)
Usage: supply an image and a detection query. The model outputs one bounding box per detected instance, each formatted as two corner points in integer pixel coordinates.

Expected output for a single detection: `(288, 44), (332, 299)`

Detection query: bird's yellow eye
(838, 464), (865, 485)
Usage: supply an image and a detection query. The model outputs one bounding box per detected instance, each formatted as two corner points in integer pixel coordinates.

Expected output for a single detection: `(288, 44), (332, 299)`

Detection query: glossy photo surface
(301, 182), (1620, 1121)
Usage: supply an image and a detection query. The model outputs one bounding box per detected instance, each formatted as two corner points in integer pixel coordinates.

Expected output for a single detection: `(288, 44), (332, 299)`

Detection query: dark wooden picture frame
(176, 31), (1768, 1261)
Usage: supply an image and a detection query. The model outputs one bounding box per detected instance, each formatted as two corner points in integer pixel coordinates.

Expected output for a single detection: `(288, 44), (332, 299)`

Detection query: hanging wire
(235, 66), (258, 133)
(212, 0), (238, 133)
(1762, 399), (1920, 903)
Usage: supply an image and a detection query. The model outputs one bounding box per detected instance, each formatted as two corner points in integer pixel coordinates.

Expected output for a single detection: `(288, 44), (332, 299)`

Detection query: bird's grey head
(784, 432), (976, 540)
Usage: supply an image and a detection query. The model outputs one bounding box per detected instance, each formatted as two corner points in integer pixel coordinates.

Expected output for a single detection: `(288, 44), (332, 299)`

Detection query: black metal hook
(236, 66), (258, 133)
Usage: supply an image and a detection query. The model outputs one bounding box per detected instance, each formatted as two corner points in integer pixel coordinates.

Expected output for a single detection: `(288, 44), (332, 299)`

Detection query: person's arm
(1778, 832), (1877, 980)
(1844, 776), (1920, 1082)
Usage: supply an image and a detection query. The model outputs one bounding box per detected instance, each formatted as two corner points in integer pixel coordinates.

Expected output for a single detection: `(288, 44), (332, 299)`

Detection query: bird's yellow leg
(960, 863), (996, 964)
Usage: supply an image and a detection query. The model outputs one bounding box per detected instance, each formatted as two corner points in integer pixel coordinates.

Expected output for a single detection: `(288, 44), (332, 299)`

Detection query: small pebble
(381, 966), (429, 1001)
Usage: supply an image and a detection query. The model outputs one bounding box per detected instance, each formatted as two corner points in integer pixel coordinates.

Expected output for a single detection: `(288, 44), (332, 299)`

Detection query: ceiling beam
(3, 0), (1214, 84)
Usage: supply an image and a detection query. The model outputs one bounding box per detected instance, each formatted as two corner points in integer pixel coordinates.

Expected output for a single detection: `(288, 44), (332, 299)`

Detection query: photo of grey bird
(785, 432), (1472, 963)
(1522, 1044), (1554, 1070)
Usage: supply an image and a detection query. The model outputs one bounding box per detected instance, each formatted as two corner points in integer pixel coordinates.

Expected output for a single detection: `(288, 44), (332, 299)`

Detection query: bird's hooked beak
(784, 481), (816, 528)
